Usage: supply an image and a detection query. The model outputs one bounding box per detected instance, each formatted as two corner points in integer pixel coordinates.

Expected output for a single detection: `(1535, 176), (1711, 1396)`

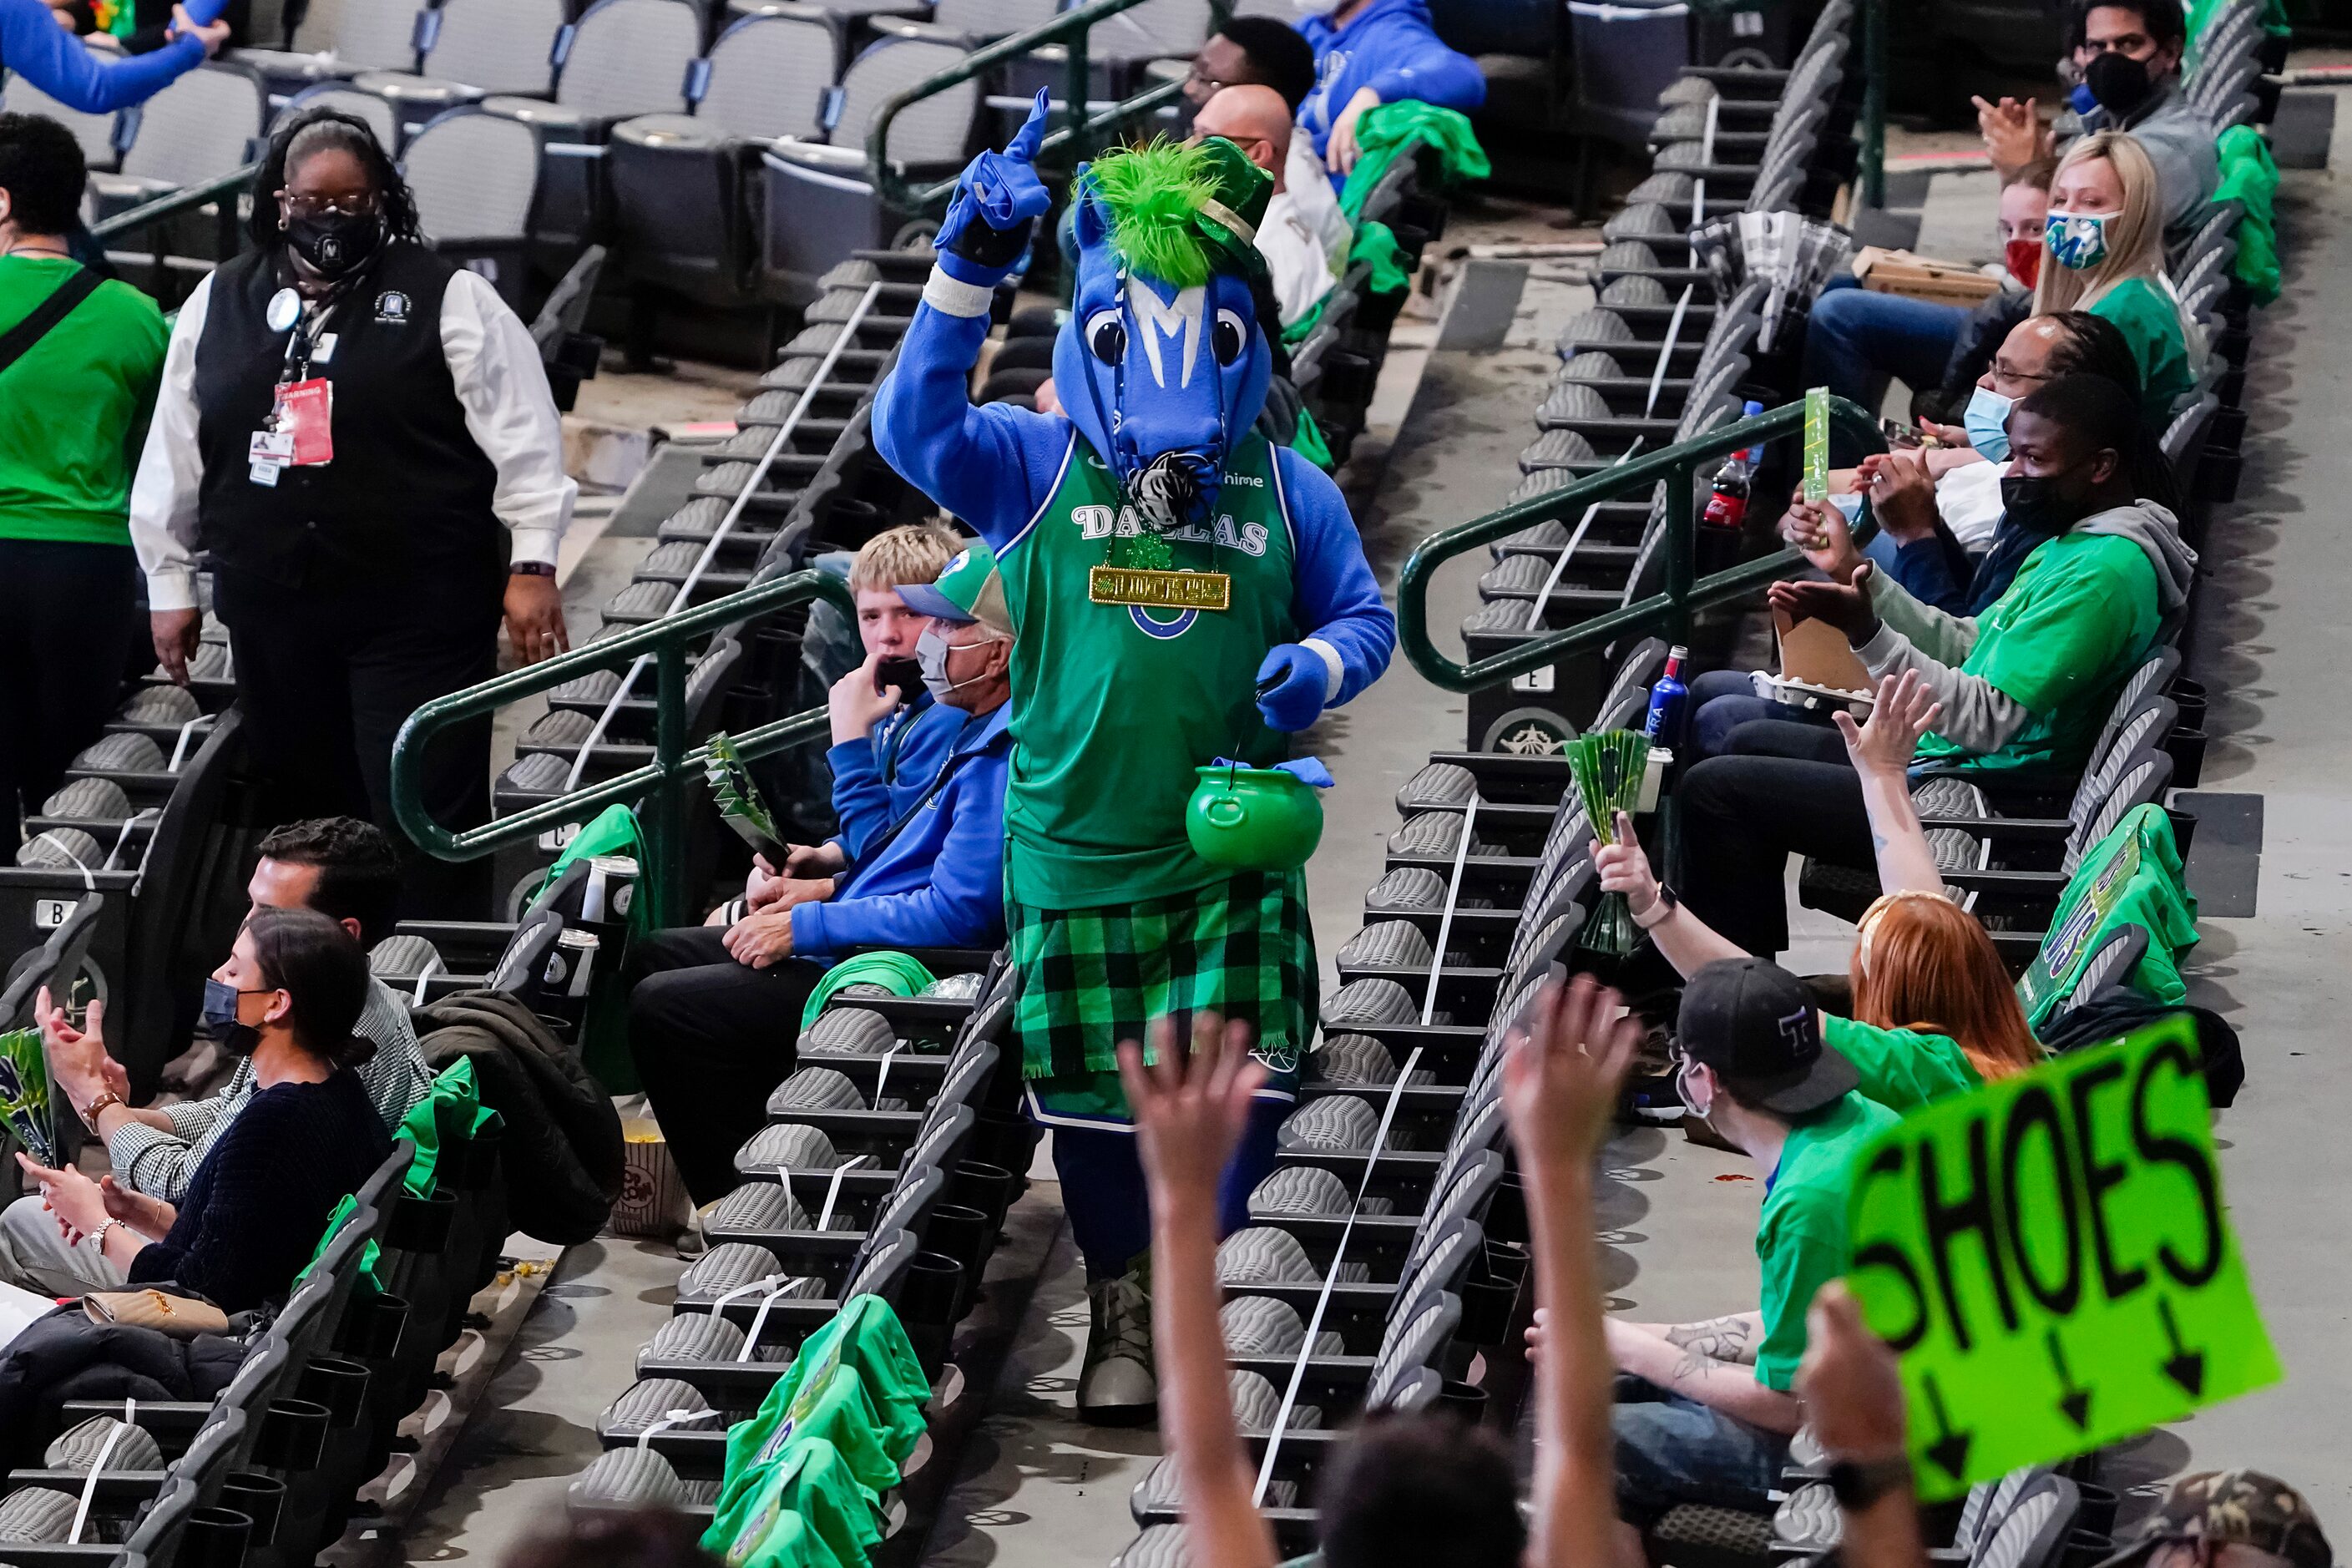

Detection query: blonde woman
(2034, 129), (2201, 426)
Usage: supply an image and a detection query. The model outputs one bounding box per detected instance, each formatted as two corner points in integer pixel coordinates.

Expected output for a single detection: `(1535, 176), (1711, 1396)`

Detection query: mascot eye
(1086, 310), (1126, 365)
(1213, 308), (1247, 367)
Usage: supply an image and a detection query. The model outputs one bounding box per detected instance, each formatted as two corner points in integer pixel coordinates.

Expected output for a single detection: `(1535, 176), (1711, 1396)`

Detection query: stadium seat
(272, 79), (400, 149)
(403, 107), (543, 299)
(0, 66), (129, 172)
(88, 63), (269, 220)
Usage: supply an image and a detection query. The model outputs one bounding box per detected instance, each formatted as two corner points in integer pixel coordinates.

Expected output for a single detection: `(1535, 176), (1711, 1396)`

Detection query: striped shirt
(107, 978), (433, 1202)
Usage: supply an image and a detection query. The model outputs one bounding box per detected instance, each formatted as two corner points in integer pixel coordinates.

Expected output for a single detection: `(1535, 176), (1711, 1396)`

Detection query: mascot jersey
(873, 125), (1394, 1108)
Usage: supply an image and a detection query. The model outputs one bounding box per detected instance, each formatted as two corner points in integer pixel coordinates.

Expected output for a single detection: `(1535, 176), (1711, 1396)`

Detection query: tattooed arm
(1606, 1313), (1803, 1434)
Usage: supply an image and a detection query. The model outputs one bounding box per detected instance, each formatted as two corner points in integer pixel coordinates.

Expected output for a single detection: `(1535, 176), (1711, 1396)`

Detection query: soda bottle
(1701, 400), (1768, 530)
(1645, 645), (1692, 747)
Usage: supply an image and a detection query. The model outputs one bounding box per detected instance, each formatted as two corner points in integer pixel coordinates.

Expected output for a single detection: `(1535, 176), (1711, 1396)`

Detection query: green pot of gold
(1186, 763), (1325, 872)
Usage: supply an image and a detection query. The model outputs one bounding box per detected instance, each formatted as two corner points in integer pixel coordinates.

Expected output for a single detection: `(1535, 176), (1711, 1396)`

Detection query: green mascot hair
(1086, 138), (1223, 289)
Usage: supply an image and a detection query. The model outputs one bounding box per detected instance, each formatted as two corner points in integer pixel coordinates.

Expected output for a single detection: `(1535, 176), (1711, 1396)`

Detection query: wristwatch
(509, 560), (557, 578)
(81, 1090), (124, 1132)
(1827, 1454), (1913, 1510)
(1631, 883), (1681, 931)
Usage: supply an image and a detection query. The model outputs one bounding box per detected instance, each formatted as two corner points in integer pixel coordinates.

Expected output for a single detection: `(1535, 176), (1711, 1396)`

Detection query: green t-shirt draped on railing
(294, 1192), (380, 1294)
(800, 952), (937, 1032)
(1337, 103), (1490, 220)
(2017, 803), (2200, 1033)
(397, 1058), (501, 1200)
(2213, 125), (2281, 306)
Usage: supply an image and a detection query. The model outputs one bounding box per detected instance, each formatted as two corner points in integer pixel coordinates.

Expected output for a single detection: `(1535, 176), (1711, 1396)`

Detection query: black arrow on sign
(2157, 1297), (2205, 1398)
(2046, 1329), (2093, 1431)
(1920, 1373), (1973, 1483)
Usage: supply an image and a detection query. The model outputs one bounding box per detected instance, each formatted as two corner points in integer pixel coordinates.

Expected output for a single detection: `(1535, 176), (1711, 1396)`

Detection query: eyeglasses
(278, 191), (378, 219)
(1989, 358), (2054, 385)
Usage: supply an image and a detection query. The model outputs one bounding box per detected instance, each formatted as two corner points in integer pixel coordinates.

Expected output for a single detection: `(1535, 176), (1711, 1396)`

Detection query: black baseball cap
(1677, 957), (1858, 1116)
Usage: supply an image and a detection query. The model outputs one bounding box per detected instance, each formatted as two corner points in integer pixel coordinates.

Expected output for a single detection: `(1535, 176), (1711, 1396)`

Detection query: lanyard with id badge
(249, 285), (342, 487)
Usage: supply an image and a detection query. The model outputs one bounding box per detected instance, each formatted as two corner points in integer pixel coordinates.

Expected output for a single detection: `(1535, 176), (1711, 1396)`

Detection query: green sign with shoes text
(1845, 1019), (2279, 1500)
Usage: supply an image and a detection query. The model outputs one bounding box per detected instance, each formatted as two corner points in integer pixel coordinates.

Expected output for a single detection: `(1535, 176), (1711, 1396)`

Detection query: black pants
(0, 541), (140, 839)
(212, 564), (498, 918)
(1674, 719), (1874, 959)
(627, 925), (824, 1206)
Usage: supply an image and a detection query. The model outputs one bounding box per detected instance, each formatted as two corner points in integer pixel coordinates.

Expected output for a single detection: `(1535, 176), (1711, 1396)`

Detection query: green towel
(397, 1057), (498, 1199)
(1338, 102), (1489, 221)
(2017, 804), (2200, 1034)
(2213, 124), (2281, 306)
(800, 951), (936, 1031)
(1291, 403), (1336, 472)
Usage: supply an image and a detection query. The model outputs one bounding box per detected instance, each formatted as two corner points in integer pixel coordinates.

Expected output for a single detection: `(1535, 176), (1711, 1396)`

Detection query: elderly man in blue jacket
(1294, 0), (1485, 189)
(626, 547), (1014, 1205)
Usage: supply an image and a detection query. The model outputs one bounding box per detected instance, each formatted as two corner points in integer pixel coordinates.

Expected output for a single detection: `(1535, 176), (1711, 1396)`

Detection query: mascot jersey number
(873, 97), (1395, 1117)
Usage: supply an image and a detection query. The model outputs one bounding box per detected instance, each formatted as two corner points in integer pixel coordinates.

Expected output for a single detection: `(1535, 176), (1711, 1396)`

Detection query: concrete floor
(397, 97), (2350, 1558)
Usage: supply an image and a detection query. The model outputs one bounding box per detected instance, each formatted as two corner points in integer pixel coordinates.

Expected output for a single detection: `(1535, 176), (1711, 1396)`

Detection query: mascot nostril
(871, 94), (1397, 1425)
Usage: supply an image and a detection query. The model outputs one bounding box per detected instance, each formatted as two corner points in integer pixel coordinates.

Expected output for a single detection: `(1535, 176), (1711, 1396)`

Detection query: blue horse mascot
(873, 94), (1395, 1421)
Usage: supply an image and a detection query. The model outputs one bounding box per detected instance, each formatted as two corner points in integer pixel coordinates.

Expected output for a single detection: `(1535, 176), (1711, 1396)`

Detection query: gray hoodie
(1856, 499), (2194, 755)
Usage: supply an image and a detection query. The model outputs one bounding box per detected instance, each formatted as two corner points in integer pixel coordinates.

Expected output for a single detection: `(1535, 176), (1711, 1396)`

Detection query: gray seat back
(424, 0), (568, 96)
(406, 109), (540, 240)
(836, 26), (976, 166)
(0, 70), (123, 169)
(559, 0), (703, 119)
(123, 64), (267, 188)
(701, 11), (838, 140)
(276, 83), (399, 147)
(1089, 0), (1210, 59)
(291, 0), (424, 66)
(933, 0), (1060, 37)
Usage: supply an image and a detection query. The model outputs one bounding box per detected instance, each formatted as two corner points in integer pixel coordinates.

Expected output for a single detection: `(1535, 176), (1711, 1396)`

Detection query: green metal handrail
(1396, 396), (1884, 693)
(390, 569), (856, 929)
(1860, 0), (1888, 209)
(867, 0), (1232, 217)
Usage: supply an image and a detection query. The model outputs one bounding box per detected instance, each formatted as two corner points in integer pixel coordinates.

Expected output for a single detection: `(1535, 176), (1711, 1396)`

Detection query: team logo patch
(374, 290), (412, 324)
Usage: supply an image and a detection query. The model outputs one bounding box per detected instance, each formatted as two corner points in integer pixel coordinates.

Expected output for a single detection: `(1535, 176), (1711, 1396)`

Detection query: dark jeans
(1686, 668), (1833, 761)
(626, 924), (826, 1206)
(1613, 1374), (1793, 1525)
(1674, 721), (1873, 958)
(0, 540), (140, 839)
(1803, 277), (1969, 461)
(212, 564), (498, 918)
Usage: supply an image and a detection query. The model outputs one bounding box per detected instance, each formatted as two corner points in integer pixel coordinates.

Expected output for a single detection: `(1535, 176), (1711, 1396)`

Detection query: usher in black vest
(191, 242), (503, 593)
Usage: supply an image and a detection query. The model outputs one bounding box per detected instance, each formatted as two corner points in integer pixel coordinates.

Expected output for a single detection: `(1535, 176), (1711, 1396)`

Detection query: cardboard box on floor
(1853, 246), (2005, 308)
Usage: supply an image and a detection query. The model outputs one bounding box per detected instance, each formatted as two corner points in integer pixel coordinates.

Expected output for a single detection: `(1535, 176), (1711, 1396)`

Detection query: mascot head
(1055, 135), (1276, 534)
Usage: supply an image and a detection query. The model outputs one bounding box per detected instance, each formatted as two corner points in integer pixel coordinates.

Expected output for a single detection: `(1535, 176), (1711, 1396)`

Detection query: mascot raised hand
(874, 94), (1395, 1421)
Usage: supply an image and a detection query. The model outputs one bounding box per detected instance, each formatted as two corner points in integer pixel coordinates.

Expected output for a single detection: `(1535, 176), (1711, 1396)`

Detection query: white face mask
(915, 626), (989, 702)
(1676, 1056), (1715, 1122)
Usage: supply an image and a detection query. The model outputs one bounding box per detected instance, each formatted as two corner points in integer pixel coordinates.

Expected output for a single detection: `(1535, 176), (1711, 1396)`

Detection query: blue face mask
(1964, 384), (2016, 461)
(2046, 210), (2114, 271)
(202, 978), (266, 1055)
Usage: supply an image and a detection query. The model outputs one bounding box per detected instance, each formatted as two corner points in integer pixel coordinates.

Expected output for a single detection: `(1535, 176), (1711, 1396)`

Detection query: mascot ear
(1070, 170), (1111, 256)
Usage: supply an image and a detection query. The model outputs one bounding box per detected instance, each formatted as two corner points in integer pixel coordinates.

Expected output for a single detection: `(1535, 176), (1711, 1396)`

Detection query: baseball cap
(2097, 1472), (2333, 1568)
(897, 540), (1012, 635)
(1676, 957), (1858, 1117)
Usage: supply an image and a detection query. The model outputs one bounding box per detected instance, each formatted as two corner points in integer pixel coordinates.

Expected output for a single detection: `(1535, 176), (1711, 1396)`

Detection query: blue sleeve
(1881, 532), (1974, 616)
(1277, 444), (1394, 706)
(1364, 37), (1486, 113)
(792, 751), (1009, 957)
(1, 0), (205, 114)
(827, 734), (892, 863)
(870, 294), (1075, 549)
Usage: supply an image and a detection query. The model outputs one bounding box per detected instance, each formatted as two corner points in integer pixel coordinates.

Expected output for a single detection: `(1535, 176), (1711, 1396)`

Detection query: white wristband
(921, 265), (996, 319)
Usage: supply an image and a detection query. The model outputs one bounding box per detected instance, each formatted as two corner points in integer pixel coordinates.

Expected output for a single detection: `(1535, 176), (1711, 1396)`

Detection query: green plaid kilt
(1009, 868), (1318, 1095)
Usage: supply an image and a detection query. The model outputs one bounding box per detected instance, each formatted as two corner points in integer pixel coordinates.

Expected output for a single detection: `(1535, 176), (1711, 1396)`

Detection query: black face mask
(2084, 50), (2156, 116)
(2000, 471), (2097, 536)
(285, 209), (384, 280)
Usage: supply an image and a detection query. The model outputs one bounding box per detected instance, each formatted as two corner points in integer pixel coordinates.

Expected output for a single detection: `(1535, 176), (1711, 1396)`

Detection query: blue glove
(1256, 645), (1330, 733)
(936, 90), (1053, 285)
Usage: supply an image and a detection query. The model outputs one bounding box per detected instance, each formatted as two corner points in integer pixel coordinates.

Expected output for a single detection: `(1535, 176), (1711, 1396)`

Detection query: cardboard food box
(1853, 246), (2005, 308)
(1748, 608), (1878, 716)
